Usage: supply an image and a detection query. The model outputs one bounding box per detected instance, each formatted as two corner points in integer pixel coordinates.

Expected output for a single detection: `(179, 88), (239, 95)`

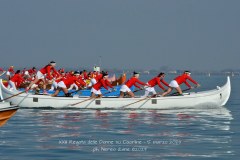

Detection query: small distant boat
(0, 77), (231, 110)
(0, 102), (19, 127)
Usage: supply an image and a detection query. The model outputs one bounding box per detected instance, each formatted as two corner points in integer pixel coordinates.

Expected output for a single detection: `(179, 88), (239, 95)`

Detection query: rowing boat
(0, 77), (231, 109)
(0, 101), (19, 127)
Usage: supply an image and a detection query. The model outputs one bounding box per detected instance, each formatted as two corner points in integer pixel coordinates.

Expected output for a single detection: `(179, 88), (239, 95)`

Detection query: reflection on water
(0, 106), (234, 159)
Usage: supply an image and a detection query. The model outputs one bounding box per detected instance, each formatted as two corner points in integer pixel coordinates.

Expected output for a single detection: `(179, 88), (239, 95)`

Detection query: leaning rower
(119, 71), (149, 98)
(26, 61), (59, 94)
(68, 71), (87, 90)
(8, 70), (25, 90)
(90, 72), (113, 98)
(143, 72), (169, 97)
(161, 71), (200, 96)
(51, 71), (83, 97)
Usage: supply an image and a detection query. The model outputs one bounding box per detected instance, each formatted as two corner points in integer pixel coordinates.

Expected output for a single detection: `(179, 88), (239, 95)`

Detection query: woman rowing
(51, 71), (84, 97)
(68, 71), (87, 90)
(161, 71), (200, 96)
(26, 61), (59, 94)
(8, 70), (25, 90)
(90, 72), (113, 98)
(119, 71), (150, 98)
(143, 72), (169, 97)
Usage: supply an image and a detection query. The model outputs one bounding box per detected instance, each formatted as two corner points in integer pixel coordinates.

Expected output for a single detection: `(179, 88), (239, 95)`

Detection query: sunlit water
(1, 75), (239, 159)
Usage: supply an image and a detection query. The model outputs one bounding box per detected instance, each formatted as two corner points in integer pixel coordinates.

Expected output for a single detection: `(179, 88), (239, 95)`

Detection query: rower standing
(161, 71), (200, 96)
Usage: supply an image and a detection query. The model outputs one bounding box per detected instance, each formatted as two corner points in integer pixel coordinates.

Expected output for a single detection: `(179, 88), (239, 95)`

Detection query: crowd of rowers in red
(1, 61), (200, 98)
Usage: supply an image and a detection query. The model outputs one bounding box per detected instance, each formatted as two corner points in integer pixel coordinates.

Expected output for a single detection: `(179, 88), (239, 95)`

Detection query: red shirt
(105, 79), (113, 88)
(10, 73), (24, 86)
(40, 65), (59, 80)
(148, 77), (169, 90)
(83, 72), (88, 80)
(95, 73), (103, 82)
(175, 74), (198, 88)
(8, 67), (14, 73)
(62, 76), (82, 88)
(93, 78), (111, 91)
(55, 75), (67, 83)
(125, 77), (146, 89)
(21, 68), (26, 76)
(77, 75), (87, 87)
(28, 69), (37, 76)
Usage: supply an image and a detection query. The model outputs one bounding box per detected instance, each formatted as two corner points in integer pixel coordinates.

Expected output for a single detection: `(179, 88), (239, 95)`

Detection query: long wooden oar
(132, 86), (151, 93)
(70, 90), (113, 106)
(0, 90), (28, 102)
(121, 97), (149, 109)
(120, 92), (162, 109)
(70, 97), (94, 106)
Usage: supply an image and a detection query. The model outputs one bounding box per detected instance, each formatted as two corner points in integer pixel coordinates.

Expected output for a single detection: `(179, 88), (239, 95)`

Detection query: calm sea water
(1, 75), (239, 160)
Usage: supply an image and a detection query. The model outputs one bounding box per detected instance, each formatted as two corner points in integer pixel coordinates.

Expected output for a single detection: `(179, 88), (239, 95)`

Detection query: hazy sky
(0, 0), (239, 71)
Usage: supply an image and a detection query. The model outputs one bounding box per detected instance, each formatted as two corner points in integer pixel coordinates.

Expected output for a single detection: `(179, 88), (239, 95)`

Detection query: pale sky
(0, 0), (239, 71)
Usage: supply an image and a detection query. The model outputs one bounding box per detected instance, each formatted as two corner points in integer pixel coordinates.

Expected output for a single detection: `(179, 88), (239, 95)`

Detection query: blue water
(1, 75), (239, 159)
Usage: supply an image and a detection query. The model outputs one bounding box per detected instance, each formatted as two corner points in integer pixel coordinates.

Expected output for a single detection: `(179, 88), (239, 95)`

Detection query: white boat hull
(0, 77), (231, 109)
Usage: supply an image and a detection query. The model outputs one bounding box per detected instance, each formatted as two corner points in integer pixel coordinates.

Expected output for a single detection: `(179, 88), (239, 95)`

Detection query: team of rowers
(1, 61), (200, 98)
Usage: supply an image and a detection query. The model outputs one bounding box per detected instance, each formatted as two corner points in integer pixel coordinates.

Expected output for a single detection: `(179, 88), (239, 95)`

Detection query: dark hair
(15, 70), (21, 74)
(50, 61), (56, 63)
(133, 71), (139, 75)
(158, 72), (165, 77)
(102, 72), (108, 77)
(184, 70), (191, 74)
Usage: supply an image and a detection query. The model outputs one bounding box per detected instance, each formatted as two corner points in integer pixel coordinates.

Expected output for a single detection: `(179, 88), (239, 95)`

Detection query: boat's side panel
(1, 89), (226, 109)
(0, 77), (231, 109)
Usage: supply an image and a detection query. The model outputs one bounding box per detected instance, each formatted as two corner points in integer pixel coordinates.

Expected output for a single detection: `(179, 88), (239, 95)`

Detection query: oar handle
(133, 86), (150, 93)
(121, 91), (163, 109)
(133, 88), (143, 93)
